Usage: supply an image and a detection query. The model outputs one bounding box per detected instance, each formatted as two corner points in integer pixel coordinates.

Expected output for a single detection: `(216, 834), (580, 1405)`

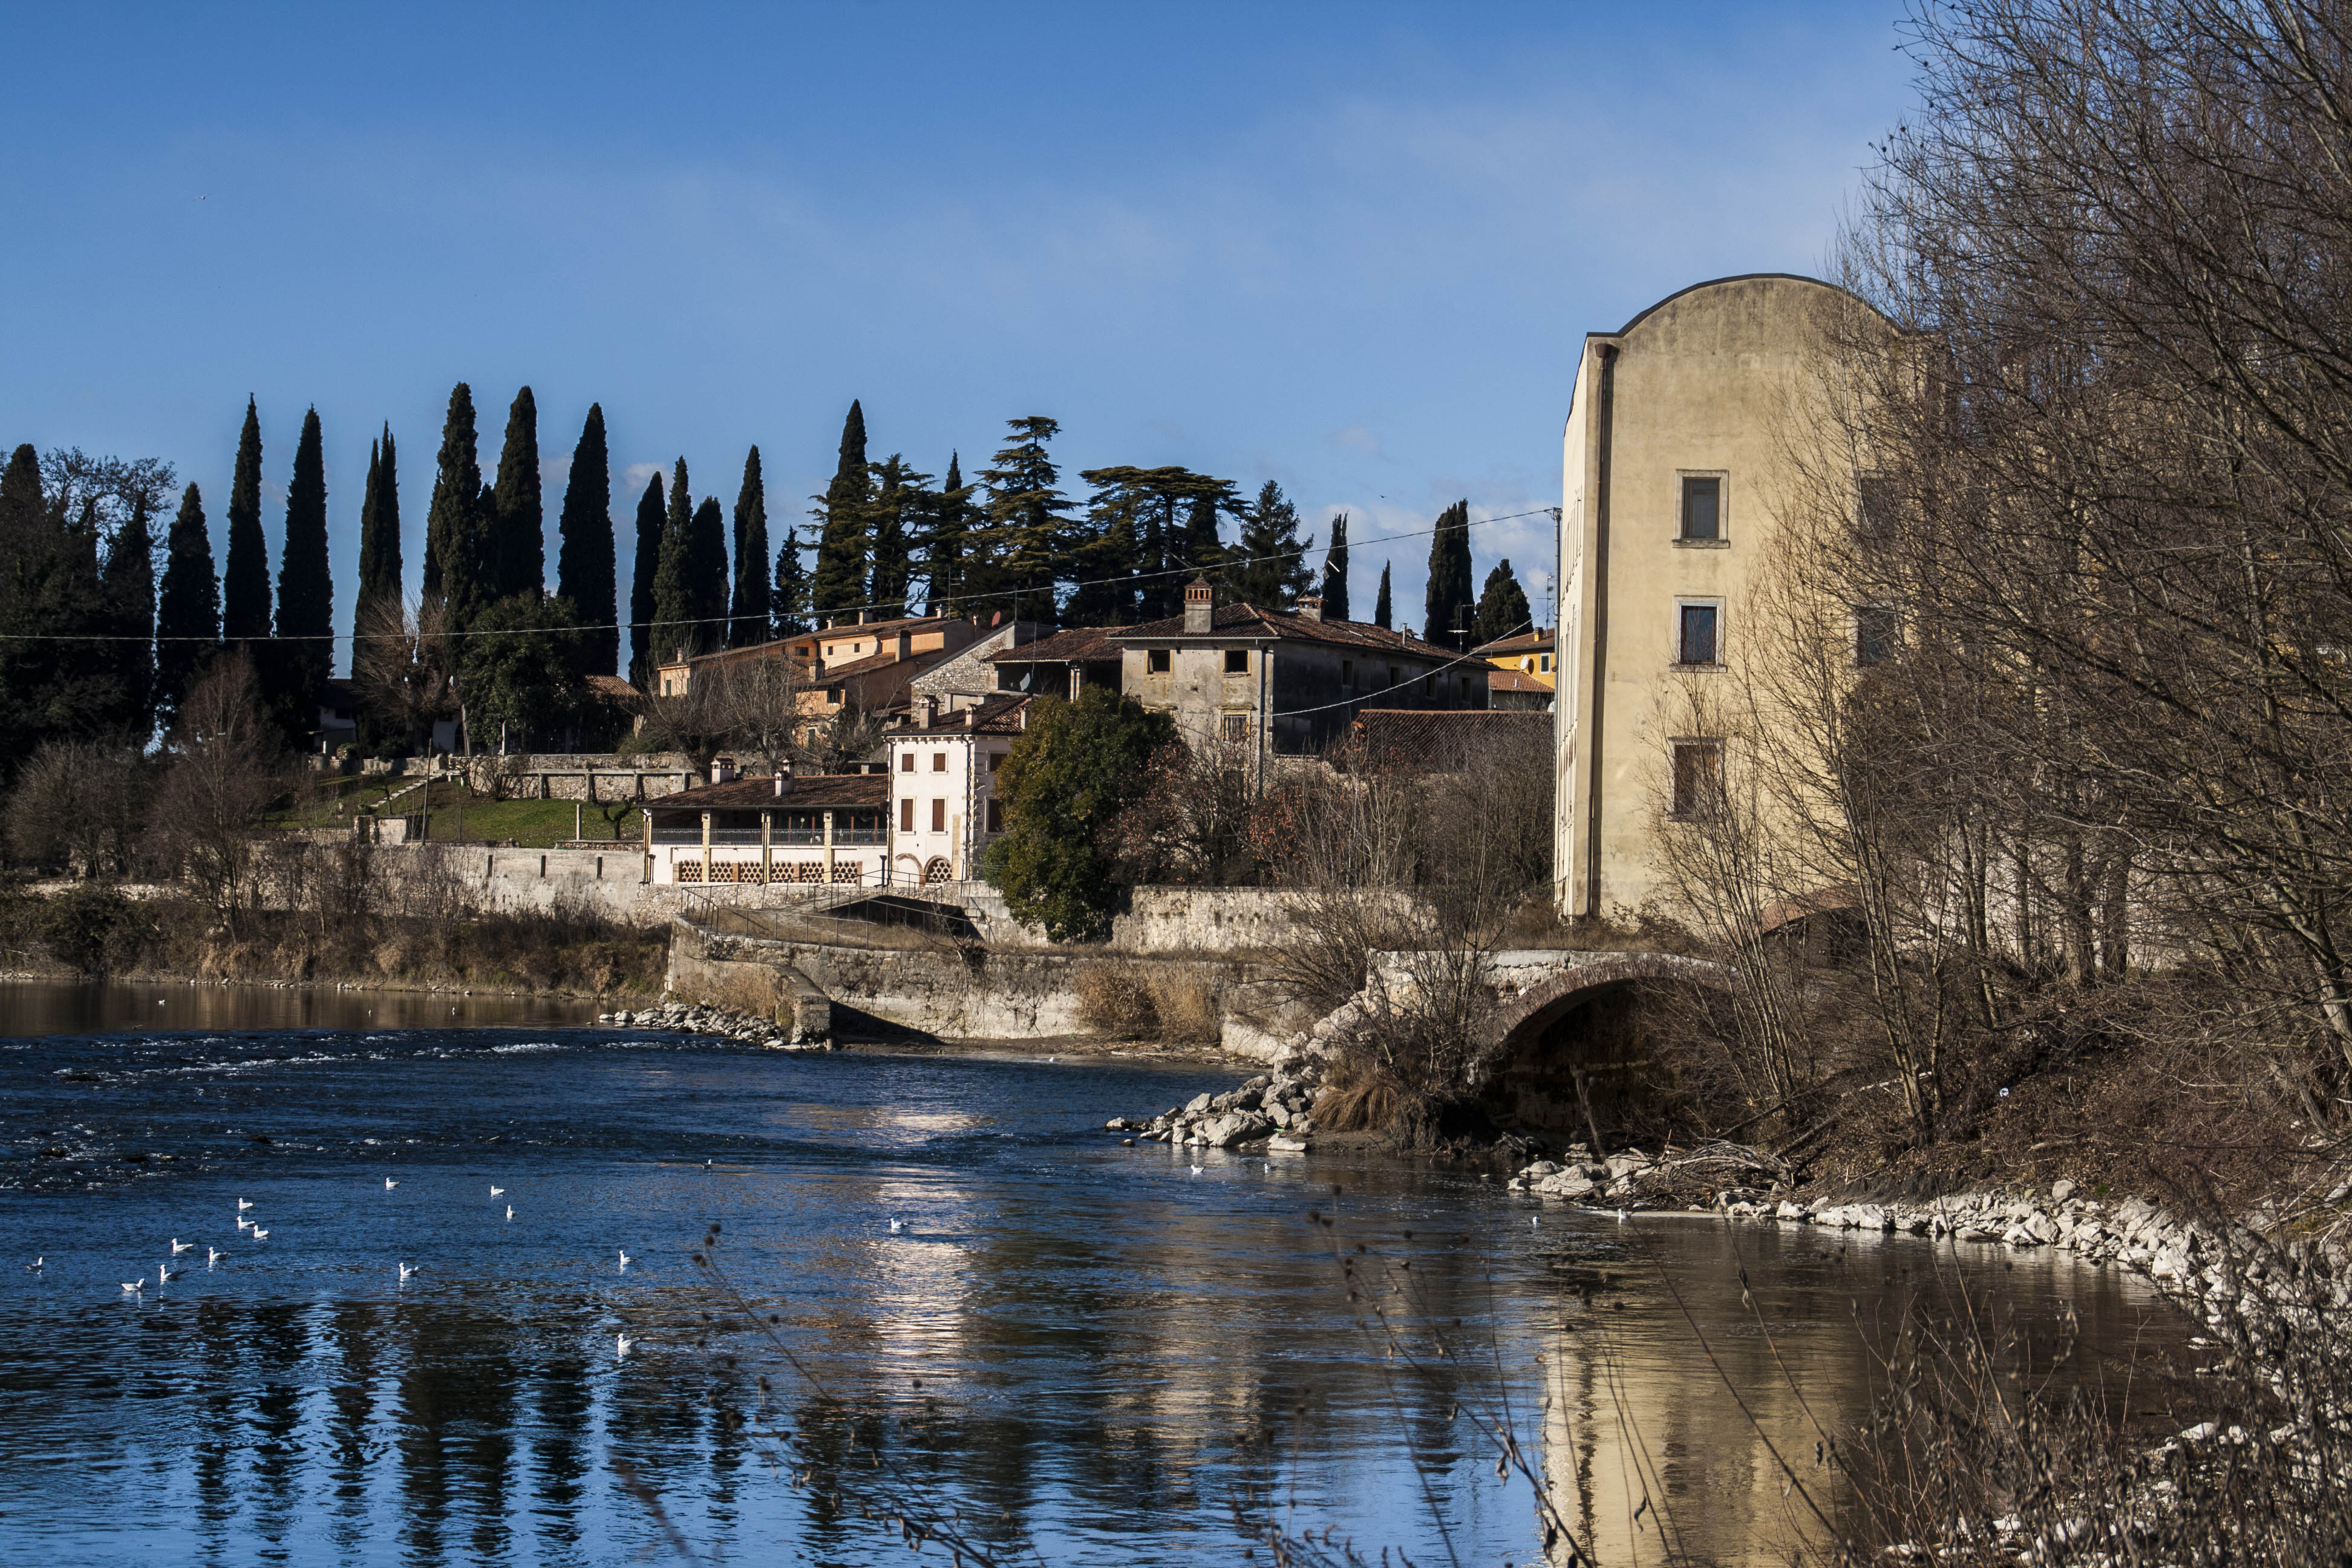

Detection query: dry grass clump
(1073, 961), (1222, 1045)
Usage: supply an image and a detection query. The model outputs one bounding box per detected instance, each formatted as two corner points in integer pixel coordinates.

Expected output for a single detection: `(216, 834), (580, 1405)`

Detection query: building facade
(884, 694), (1030, 884)
(1554, 273), (1883, 922)
(641, 771), (891, 886)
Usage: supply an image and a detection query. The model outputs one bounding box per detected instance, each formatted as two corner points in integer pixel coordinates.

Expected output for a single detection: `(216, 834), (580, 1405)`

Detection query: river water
(0, 982), (2194, 1567)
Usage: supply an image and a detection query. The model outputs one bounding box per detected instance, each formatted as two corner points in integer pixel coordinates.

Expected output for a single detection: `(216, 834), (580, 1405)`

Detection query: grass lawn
(279, 777), (644, 848)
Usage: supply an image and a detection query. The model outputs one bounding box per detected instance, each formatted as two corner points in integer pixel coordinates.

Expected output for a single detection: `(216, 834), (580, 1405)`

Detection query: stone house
(883, 693), (1031, 884)
(655, 612), (989, 748)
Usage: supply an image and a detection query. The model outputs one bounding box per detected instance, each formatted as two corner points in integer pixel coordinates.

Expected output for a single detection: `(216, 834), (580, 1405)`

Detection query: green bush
(985, 688), (1175, 942)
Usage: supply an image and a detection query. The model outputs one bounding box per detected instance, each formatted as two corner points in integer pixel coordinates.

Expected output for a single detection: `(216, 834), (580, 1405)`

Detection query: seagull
(237, 1199), (253, 1212)
(489, 1186), (503, 1197)
(618, 1249), (633, 1270)
(235, 1217), (253, 1232)
(505, 1204), (514, 1221)
(888, 1217), (904, 1233)
(169, 1238), (194, 1255)
(26, 1257), (42, 1272)
(121, 1277), (144, 1294)
(384, 1178), (399, 1191)
(1531, 1215), (1540, 1227)
(1189, 1164), (1204, 1175)
(206, 1248), (223, 1268)
(397, 1263), (418, 1282)
(616, 1333), (634, 1359)
(250, 1227), (269, 1240)
(1616, 1209), (1629, 1223)
(157, 1264), (179, 1282)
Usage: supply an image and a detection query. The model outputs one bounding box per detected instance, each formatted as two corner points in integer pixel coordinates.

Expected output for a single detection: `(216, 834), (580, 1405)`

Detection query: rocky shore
(1105, 1062), (1324, 1152)
(601, 998), (828, 1050)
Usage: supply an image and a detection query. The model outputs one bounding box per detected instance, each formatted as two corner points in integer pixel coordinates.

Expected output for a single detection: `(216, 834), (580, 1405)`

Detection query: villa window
(987, 752), (1004, 774)
(900, 753), (915, 773)
(1224, 648), (1250, 675)
(1857, 474), (1901, 542)
(931, 799), (947, 832)
(1677, 603), (1720, 666)
(1148, 648), (1171, 674)
(1221, 713), (1249, 743)
(1671, 740), (1725, 819)
(932, 752), (947, 772)
(985, 799), (1003, 832)
(1679, 474), (1724, 542)
(1855, 604), (1898, 667)
(899, 798), (915, 832)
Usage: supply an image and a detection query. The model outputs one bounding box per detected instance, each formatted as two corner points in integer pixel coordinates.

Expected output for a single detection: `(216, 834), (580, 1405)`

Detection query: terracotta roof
(1116, 603), (1458, 660)
(647, 774), (890, 812)
(1472, 627), (1554, 658)
(815, 612), (968, 639)
(986, 626), (1127, 664)
(658, 640), (818, 676)
(886, 693), (1034, 737)
(818, 644), (952, 682)
(586, 674), (641, 701)
(1348, 708), (1551, 769)
(1488, 668), (1551, 693)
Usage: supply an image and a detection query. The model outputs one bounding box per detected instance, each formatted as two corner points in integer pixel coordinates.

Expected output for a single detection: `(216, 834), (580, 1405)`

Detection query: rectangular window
(1147, 648), (1171, 674)
(1677, 604), (1719, 665)
(1681, 475), (1722, 541)
(987, 751), (1004, 774)
(985, 799), (1002, 833)
(898, 797), (914, 832)
(1220, 713), (1249, 743)
(900, 753), (915, 773)
(1388, 665), (1400, 687)
(930, 799), (946, 832)
(1857, 474), (1901, 542)
(1223, 648), (1250, 675)
(1341, 659), (1354, 685)
(932, 752), (947, 772)
(1671, 740), (1724, 819)
(1855, 604), (1898, 666)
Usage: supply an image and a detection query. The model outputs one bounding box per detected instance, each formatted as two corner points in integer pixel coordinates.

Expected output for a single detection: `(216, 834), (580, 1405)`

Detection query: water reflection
(0, 1013), (2193, 1567)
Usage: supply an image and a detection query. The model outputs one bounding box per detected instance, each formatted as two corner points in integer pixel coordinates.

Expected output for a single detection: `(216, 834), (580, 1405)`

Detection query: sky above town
(1, 1), (1916, 669)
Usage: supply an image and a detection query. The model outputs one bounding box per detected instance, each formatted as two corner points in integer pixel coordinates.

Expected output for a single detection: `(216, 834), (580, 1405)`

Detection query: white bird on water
(616, 1333), (634, 1359)
(157, 1264), (179, 1283)
(235, 1217), (253, 1232)
(250, 1227), (269, 1240)
(888, 1217), (904, 1234)
(505, 1205), (514, 1221)
(384, 1178), (399, 1191)
(121, 1277), (143, 1295)
(397, 1263), (419, 1282)
(489, 1186), (503, 1197)
(169, 1239), (193, 1255)
(26, 1257), (42, 1272)
(236, 1199), (253, 1212)
(1189, 1164), (1204, 1175)
(206, 1248), (223, 1268)
(617, 1249), (633, 1270)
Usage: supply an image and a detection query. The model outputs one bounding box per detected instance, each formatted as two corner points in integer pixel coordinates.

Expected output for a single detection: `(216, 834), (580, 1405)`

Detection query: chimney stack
(714, 755), (738, 783)
(773, 773), (785, 798)
(1296, 595), (1323, 622)
(1183, 576), (1214, 635)
(921, 695), (938, 728)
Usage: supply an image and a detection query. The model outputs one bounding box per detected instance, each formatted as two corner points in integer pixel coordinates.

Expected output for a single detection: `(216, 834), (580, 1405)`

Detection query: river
(0, 981), (2192, 1566)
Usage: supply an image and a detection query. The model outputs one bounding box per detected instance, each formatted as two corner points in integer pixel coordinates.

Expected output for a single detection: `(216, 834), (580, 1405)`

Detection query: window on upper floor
(900, 753), (915, 773)
(932, 753), (948, 773)
(1680, 474), (1723, 541)
(987, 751), (1004, 774)
(899, 797), (915, 832)
(931, 799), (946, 832)
(1221, 713), (1249, 743)
(1148, 648), (1171, 674)
(985, 799), (1003, 833)
(1856, 474), (1902, 543)
(1677, 603), (1720, 666)
(1224, 648), (1250, 675)
(1670, 740), (1725, 820)
(1855, 604), (1899, 667)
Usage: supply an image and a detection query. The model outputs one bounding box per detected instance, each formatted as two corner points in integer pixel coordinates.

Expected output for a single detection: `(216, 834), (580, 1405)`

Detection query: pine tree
(101, 486), (158, 739)
(356, 426), (402, 626)
(811, 400), (870, 621)
(0, 448), (120, 757)
(627, 471), (663, 688)
(1066, 471), (1141, 625)
(154, 482), (219, 726)
(221, 397), (271, 648)
(423, 384), (485, 623)
(1227, 480), (1313, 609)
(556, 404), (616, 678)
(975, 416), (1074, 618)
(866, 454), (926, 615)
(1374, 561), (1393, 630)
(1423, 500), (1474, 648)
(1321, 512), (1351, 621)
(773, 522), (809, 635)
(1472, 558), (1532, 647)
(273, 406), (335, 736)
(728, 446), (770, 645)
(488, 386), (543, 601)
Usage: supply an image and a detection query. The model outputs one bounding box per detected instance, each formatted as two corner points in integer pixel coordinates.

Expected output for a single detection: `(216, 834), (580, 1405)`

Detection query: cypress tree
(356, 426), (402, 624)
(688, 495), (730, 634)
(1227, 480), (1312, 609)
(101, 487), (158, 739)
(650, 459), (697, 666)
(728, 445), (770, 645)
(488, 386), (542, 601)
(627, 471), (663, 688)
(273, 407), (335, 736)
(154, 482), (219, 726)
(423, 384), (485, 622)
(1422, 499), (1474, 648)
(773, 523), (809, 636)
(221, 397), (271, 648)
(866, 454), (924, 615)
(1374, 561), (1393, 630)
(811, 400), (870, 619)
(1322, 512), (1351, 621)
(916, 451), (972, 616)
(1472, 558), (1532, 647)
(556, 404), (616, 678)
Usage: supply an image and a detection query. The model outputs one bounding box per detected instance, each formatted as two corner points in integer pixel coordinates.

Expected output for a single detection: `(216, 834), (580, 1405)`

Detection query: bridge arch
(1472, 952), (1735, 1139)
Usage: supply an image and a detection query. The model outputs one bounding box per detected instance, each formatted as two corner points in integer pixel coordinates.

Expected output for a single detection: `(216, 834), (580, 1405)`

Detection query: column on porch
(761, 809), (773, 883)
(822, 809), (835, 881)
(702, 809), (713, 884)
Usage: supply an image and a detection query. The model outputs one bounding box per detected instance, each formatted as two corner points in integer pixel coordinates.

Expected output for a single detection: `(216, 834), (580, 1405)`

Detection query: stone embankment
(1106, 1063), (1325, 1152)
(599, 998), (831, 1051)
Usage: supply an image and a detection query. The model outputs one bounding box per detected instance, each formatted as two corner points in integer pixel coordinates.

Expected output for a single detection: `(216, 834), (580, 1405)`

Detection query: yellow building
(1553, 273), (1885, 923)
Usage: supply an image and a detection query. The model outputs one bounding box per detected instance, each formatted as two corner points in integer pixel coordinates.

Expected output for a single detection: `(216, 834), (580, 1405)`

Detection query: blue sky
(0, 2), (1914, 672)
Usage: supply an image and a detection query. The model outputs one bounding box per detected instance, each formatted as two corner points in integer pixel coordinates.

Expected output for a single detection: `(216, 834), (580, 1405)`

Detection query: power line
(1268, 618), (1541, 719)
(0, 507), (1561, 645)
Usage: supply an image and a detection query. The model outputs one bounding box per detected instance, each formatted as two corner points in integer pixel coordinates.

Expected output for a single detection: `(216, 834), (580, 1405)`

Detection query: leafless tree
(5, 738), (148, 878)
(351, 594), (457, 755)
(1107, 734), (1263, 884)
(704, 650), (813, 776)
(150, 653), (282, 936)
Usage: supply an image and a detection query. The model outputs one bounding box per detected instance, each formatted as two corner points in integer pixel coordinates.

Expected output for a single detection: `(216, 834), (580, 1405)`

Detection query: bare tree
(151, 653), (282, 936)
(351, 594), (456, 756)
(5, 739), (148, 878)
(704, 650), (812, 776)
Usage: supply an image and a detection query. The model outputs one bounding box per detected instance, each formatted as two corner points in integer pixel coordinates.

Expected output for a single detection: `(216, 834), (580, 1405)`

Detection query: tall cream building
(1553, 273), (1881, 922)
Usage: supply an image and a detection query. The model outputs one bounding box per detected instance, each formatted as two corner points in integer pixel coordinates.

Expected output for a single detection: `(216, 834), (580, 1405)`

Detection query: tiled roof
(1488, 668), (1551, 693)
(1115, 603), (1458, 660)
(586, 674), (641, 701)
(658, 640), (817, 675)
(1349, 708), (1552, 769)
(818, 645), (953, 682)
(646, 774), (891, 812)
(815, 612), (967, 639)
(986, 626), (1127, 664)
(1472, 627), (1555, 658)
(886, 693), (1034, 737)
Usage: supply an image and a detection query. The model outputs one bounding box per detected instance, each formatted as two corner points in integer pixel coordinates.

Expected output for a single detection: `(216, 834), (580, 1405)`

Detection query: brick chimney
(1296, 595), (1323, 622)
(1183, 576), (1214, 635)
(921, 695), (938, 727)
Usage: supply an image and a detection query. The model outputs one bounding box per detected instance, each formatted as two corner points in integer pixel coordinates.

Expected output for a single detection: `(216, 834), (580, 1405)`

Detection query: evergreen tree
(273, 406), (335, 737)
(1422, 499), (1474, 648)
(974, 416), (1074, 619)
(221, 397), (271, 649)
(728, 445), (771, 645)
(627, 471), (663, 688)
(773, 523), (809, 636)
(688, 495), (730, 634)
(488, 386), (543, 601)
(101, 486), (158, 739)
(1065, 473), (1140, 625)
(356, 426), (402, 625)
(811, 400), (870, 621)
(1472, 558), (1533, 647)
(1321, 512), (1351, 621)
(918, 451), (972, 616)
(1374, 561), (1393, 630)
(556, 404), (617, 678)
(154, 482), (219, 726)
(1227, 480), (1313, 609)
(650, 459), (704, 665)
(866, 454), (926, 615)
(0, 448), (113, 761)
(1182, 491), (1225, 572)
(423, 384), (485, 622)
